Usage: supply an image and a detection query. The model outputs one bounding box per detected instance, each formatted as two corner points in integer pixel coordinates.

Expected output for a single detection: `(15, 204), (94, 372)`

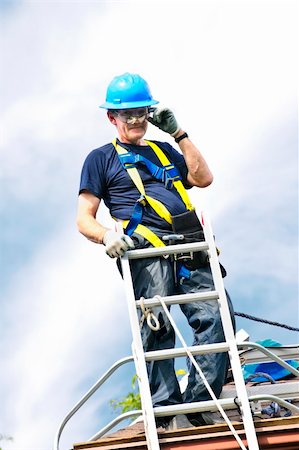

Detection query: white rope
(154, 294), (248, 450)
(139, 297), (160, 331)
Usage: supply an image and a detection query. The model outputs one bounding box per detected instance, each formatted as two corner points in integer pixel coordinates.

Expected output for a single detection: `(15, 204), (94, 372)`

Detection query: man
(77, 72), (234, 429)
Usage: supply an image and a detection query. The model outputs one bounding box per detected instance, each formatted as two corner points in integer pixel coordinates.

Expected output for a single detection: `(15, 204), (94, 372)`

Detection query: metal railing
(53, 341), (299, 450)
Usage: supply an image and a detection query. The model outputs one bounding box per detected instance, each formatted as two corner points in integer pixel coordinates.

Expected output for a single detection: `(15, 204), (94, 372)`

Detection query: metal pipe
(53, 356), (133, 450)
(238, 342), (299, 377)
(88, 410), (142, 441)
(53, 341), (298, 448)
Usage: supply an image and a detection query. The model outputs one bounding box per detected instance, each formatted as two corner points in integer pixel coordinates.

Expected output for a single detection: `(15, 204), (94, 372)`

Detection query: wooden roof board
(73, 416), (299, 450)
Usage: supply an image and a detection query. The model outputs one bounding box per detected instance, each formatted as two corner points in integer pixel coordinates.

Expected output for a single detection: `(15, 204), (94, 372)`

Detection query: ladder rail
(202, 209), (259, 449)
(121, 253), (160, 450)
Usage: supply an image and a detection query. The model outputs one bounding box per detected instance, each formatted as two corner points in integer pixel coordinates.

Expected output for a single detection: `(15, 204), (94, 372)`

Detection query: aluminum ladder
(120, 210), (260, 450)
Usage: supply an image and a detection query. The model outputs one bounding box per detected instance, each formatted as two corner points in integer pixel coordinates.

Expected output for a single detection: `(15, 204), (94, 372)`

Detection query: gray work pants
(129, 233), (235, 408)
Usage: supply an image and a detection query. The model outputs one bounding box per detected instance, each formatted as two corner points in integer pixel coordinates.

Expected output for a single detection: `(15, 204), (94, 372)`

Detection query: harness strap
(122, 220), (166, 248)
(112, 138), (193, 279)
(113, 140), (172, 226)
(144, 140), (193, 211)
(118, 152), (181, 190)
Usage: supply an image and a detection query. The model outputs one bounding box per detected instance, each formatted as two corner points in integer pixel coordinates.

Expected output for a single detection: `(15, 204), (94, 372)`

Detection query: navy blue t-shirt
(79, 140), (192, 230)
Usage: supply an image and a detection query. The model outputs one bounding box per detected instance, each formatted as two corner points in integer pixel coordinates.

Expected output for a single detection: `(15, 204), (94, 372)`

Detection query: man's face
(107, 107), (150, 144)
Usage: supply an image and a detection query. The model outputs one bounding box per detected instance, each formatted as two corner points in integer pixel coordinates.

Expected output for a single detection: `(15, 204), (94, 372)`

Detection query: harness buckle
(163, 165), (181, 189)
(164, 174), (181, 189)
(137, 195), (147, 206)
(164, 176), (174, 189)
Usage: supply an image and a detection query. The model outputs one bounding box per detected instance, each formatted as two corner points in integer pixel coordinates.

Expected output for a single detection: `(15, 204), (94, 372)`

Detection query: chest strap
(118, 152), (181, 190)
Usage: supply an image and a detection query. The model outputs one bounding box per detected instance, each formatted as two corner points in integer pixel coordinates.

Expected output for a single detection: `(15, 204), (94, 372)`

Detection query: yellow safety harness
(112, 138), (195, 248)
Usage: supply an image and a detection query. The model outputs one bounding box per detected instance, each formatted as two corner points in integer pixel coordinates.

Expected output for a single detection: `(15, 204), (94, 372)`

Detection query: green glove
(148, 107), (180, 136)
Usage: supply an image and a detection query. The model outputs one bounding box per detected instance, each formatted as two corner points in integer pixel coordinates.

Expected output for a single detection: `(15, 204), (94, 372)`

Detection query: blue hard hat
(100, 72), (159, 110)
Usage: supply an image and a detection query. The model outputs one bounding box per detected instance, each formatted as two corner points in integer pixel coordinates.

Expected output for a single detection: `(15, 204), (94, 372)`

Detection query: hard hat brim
(99, 99), (159, 110)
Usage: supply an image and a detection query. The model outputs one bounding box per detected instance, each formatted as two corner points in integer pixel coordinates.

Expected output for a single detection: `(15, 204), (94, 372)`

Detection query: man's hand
(148, 107), (180, 136)
(103, 230), (135, 258)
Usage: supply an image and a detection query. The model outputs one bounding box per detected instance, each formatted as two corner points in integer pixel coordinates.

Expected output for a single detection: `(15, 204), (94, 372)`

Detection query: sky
(0, 0), (298, 449)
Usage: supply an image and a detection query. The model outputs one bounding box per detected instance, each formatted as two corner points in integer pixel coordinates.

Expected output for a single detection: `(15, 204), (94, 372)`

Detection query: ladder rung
(153, 395), (299, 417)
(145, 342), (230, 361)
(126, 241), (209, 259)
(135, 290), (219, 308)
(153, 398), (239, 417)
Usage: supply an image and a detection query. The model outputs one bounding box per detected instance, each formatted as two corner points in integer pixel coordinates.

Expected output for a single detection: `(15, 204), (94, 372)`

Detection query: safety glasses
(112, 107), (155, 124)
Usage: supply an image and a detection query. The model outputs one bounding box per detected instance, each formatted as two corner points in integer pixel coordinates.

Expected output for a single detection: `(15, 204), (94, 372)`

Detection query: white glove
(103, 230), (135, 258)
